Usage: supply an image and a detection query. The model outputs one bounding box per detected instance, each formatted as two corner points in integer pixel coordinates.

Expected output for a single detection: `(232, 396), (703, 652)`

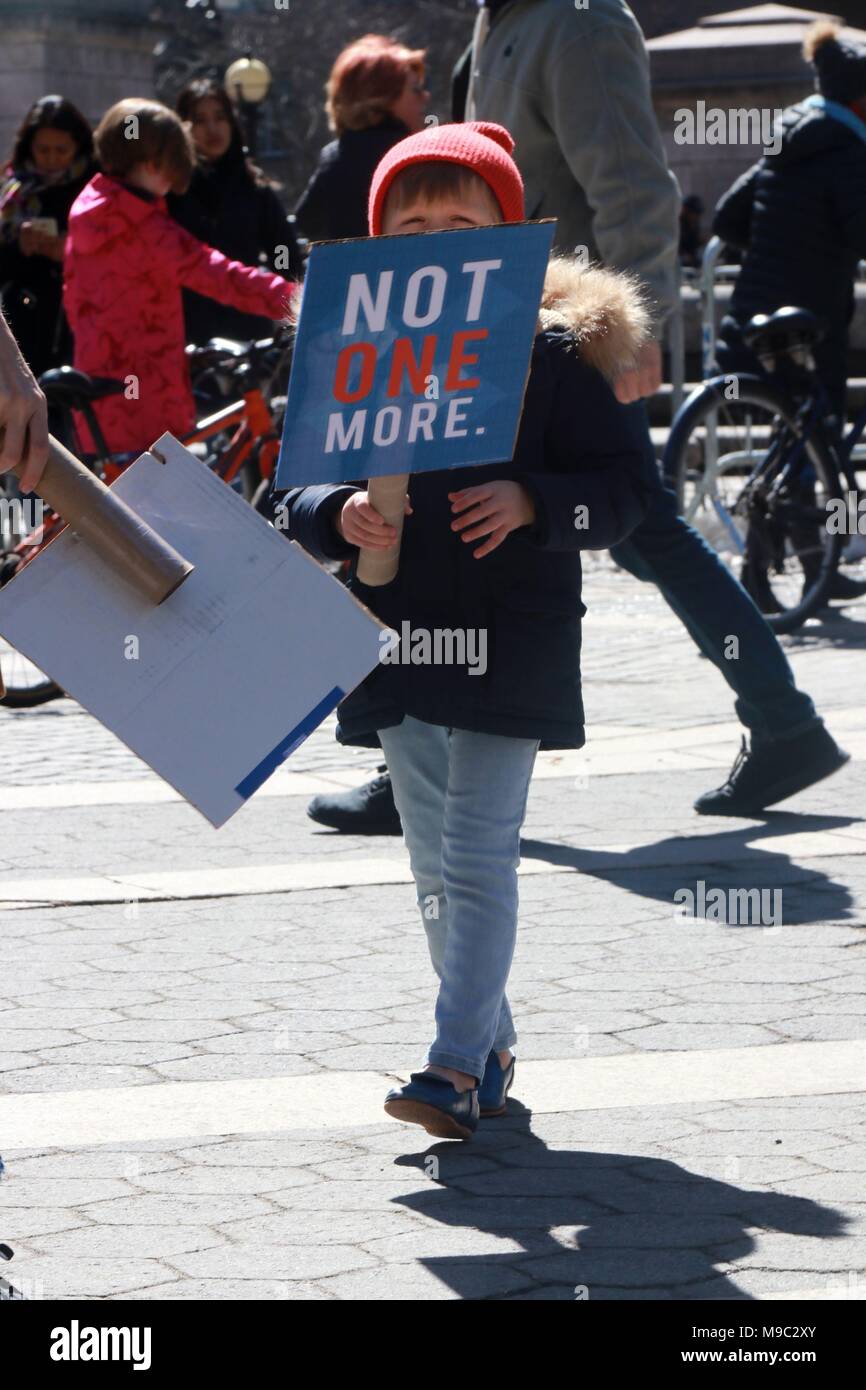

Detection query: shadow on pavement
(783, 606), (866, 651)
(391, 1108), (850, 1300)
(520, 813), (860, 924)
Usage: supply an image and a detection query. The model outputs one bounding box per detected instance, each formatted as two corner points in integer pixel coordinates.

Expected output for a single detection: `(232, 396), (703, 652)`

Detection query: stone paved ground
(1, 555), (865, 1300)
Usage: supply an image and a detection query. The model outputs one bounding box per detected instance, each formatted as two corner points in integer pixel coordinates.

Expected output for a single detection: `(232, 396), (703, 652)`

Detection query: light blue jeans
(378, 715), (539, 1082)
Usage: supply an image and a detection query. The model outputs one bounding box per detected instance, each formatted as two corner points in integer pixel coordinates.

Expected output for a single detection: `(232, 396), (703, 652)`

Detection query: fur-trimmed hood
(538, 255), (653, 383)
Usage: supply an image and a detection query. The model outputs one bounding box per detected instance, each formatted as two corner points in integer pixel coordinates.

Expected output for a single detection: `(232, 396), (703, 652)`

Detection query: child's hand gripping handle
(5, 432), (194, 605)
(356, 472), (410, 587)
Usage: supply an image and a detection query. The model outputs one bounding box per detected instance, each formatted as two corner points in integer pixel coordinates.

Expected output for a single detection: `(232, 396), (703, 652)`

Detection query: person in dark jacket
(168, 79), (302, 346)
(283, 123), (659, 1139)
(714, 20), (866, 433)
(294, 33), (430, 243)
(0, 95), (94, 376)
(714, 19), (866, 601)
(679, 195), (705, 269)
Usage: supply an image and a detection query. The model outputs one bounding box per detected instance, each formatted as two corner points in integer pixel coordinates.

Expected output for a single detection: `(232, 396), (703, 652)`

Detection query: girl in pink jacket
(64, 99), (292, 458)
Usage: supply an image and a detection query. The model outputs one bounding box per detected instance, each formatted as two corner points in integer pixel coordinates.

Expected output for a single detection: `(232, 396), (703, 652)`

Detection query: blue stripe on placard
(235, 686), (345, 801)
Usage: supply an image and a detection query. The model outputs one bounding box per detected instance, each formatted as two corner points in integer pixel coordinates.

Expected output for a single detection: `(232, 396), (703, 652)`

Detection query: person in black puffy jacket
(168, 79), (302, 346)
(714, 20), (866, 432)
(285, 250), (659, 750)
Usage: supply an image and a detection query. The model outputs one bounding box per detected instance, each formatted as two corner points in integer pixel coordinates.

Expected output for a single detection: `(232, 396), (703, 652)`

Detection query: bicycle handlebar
(187, 327), (292, 377)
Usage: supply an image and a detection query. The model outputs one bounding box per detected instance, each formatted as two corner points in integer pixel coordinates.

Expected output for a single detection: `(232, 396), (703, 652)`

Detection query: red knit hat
(368, 121), (524, 235)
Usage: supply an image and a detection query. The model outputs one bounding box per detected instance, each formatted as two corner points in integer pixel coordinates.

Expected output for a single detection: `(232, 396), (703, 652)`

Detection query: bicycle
(0, 332), (290, 707)
(663, 304), (863, 634)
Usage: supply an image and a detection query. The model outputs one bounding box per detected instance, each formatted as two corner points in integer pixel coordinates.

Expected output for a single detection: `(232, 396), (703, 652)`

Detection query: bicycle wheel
(664, 375), (844, 634)
(0, 639), (62, 706)
(0, 554), (63, 706)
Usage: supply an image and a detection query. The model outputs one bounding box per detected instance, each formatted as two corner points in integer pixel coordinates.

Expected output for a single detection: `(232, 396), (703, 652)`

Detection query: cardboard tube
(7, 433), (194, 605)
(356, 472), (409, 587)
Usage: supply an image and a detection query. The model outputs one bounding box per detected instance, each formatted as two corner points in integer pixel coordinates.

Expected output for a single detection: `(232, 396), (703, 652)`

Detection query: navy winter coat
(284, 258), (661, 749)
(0, 158), (94, 375)
(294, 117), (409, 244)
(713, 98), (866, 399)
(168, 139), (302, 346)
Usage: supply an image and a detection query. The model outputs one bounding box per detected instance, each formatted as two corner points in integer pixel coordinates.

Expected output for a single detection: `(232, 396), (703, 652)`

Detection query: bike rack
(699, 235), (729, 377)
(667, 273), (686, 420)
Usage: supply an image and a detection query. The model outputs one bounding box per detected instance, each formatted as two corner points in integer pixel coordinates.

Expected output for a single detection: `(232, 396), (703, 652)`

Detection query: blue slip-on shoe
(478, 1051), (516, 1117)
(384, 1072), (479, 1140)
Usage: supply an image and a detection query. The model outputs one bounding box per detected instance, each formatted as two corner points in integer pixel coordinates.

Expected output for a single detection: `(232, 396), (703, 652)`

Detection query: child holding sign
(285, 122), (660, 1139)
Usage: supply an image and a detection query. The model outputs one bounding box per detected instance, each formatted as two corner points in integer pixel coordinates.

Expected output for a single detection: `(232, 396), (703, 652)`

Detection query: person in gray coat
(456, 0), (679, 404)
(306, 0), (848, 832)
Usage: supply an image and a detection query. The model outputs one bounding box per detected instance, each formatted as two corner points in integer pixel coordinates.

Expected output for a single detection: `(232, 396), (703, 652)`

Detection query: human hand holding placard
(341, 477), (412, 585)
(276, 221), (554, 583)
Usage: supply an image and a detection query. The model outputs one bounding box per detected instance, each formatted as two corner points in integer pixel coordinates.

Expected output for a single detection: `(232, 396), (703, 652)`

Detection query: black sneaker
(694, 725), (850, 816)
(307, 768), (402, 834)
(827, 571), (866, 602)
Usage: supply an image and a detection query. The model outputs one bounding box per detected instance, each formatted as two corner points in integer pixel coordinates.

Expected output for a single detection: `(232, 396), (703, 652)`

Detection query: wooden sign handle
(4, 433), (194, 606)
(356, 473), (409, 587)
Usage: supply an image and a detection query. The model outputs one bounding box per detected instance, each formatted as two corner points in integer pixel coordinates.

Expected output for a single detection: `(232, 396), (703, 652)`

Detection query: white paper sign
(0, 434), (383, 827)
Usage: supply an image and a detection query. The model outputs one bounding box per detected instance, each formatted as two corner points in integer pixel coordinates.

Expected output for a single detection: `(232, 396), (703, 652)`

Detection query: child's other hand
(449, 481), (536, 559)
(614, 340), (662, 403)
(337, 490), (412, 549)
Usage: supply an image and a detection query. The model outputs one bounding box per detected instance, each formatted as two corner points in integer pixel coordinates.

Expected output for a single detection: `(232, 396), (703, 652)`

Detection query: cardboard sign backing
(0, 434), (384, 827)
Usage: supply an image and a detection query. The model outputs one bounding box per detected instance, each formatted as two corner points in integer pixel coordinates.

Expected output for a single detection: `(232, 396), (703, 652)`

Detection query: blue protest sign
(276, 221), (555, 487)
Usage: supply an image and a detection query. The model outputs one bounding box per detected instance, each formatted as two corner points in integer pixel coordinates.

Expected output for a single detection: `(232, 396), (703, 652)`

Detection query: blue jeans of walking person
(378, 715), (539, 1082)
(610, 438), (821, 745)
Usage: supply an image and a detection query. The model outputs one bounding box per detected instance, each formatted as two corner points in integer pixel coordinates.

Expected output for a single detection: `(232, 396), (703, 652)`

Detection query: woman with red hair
(295, 34), (429, 242)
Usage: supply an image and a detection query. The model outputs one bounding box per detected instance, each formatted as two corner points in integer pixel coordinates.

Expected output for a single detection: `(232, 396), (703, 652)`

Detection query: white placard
(0, 434), (383, 827)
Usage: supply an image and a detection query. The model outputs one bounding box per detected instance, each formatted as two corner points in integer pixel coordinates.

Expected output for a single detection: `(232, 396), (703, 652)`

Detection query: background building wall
(648, 6), (866, 215)
(0, 1), (156, 166)
(3, 1), (866, 208)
